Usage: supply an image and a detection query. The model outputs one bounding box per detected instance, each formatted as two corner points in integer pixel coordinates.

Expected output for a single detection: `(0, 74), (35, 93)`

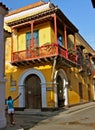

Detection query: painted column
(18, 85), (25, 107)
(0, 4), (8, 128)
(63, 79), (69, 107)
(41, 84), (47, 108)
(54, 83), (58, 107)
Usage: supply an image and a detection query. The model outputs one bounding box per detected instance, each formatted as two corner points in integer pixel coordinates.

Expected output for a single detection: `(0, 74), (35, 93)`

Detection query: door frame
(18, 68), (47, 108)
(54, 69), (69, 107)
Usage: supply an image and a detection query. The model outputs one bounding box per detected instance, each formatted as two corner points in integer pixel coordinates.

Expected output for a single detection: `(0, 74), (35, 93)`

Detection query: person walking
(7, 93), (21, 126)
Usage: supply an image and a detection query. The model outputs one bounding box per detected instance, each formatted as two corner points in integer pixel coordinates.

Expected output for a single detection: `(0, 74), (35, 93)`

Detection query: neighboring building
(91, 0), (95, 8)
(4, 1), (95, 110)
(0, 2), (9, 128)
(91, 0), (95, 99)
(76, 33), (95, 100)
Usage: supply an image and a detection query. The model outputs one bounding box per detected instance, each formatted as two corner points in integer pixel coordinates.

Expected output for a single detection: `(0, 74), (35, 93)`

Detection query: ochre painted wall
(39, 22), (51, 46)
(67, 68), (94, 105)
(5, 63), (55, 107)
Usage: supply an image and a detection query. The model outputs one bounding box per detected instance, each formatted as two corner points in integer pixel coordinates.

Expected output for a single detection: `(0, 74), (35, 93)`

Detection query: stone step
(24, 109), (41, 113)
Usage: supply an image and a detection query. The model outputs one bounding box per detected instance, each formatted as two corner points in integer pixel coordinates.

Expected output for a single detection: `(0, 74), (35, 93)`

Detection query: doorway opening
(25, 74), (41, 109)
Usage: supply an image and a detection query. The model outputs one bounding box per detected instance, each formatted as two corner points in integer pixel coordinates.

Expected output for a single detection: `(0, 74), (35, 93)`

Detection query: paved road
(30, 103), (95, 130)
(1, 102), (95, 130)
(31, 106), (95, 130)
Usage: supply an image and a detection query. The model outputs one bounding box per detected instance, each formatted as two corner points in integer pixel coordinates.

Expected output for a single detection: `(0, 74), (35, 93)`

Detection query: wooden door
(79, 83), (83, 102)
(88, 85), (91, 100)
(25, 74), (41, 109)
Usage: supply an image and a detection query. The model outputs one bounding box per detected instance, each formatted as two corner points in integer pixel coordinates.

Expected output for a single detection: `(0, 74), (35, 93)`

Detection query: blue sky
(1, 0), (95, 49)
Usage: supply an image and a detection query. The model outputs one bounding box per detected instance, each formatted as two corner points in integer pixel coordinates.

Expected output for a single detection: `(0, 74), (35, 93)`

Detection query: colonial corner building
(4, 1), (95, 112)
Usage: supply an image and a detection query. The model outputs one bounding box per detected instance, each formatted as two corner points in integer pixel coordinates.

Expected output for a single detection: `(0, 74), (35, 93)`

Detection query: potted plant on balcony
(68, 48), (76, 55)
(68, 48), (76, 61)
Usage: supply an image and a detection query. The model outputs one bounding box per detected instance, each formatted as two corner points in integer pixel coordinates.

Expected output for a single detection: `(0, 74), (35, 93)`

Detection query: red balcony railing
(11, 43), (77, 64)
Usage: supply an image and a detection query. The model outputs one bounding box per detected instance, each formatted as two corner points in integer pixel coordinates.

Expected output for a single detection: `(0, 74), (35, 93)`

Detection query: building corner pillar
(0, 79), (7, 128)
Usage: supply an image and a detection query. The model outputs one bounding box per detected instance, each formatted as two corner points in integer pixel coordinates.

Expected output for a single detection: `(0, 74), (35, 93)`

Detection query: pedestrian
(7, 93), (21, 126)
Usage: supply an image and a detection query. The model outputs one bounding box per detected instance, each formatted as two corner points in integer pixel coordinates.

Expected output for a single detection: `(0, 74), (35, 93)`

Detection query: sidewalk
(64, 101), (95, 114)
(1, 101), (95, 130)
(15, 101), (95, 116)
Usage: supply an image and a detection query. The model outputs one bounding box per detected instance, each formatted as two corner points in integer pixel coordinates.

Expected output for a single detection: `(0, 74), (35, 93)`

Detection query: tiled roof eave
(7, 7), (58, 27)
(6, 7), (78, 33)
(7, 1), (47, 16)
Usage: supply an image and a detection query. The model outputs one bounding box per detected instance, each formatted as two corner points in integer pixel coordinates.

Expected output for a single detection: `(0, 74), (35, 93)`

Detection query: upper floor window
(26, 30), (39, 49)
(26, 32), (31, 49)
(34, 30), (39, 47)
(58, 33), (63, 47)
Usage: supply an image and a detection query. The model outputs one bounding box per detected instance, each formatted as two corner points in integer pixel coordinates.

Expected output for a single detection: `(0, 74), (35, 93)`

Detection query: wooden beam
(11, 21), (30, 28)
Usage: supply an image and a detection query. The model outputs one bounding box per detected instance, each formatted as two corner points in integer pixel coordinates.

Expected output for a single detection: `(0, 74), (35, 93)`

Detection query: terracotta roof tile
(7, 1), (47, 16)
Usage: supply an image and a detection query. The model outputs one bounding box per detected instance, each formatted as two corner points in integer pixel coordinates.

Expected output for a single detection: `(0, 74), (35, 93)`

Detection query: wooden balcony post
(64, 24), (67, 49)
(74, 33), (76, 50)
(30, 21), (34, 48)
(53, 14), (58, 44)
(74, 33), (77, 62)
(64, 24), (68, 58)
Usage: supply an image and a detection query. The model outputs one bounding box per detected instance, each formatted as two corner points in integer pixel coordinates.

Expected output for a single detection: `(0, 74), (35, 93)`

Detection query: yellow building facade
(4, 1), (95, 110)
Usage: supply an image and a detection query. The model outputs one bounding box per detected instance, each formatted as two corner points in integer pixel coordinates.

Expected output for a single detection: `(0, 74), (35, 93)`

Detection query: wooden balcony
(11, 43), (77, 67)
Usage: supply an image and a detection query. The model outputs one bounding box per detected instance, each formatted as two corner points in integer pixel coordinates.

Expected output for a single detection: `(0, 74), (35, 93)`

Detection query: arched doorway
(25, 74), (41, 109)
(54, 69), (68, 107)
(56, 75), (64, 107)
(88, 84), (91, 101)
(18, 68), (47, 109)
